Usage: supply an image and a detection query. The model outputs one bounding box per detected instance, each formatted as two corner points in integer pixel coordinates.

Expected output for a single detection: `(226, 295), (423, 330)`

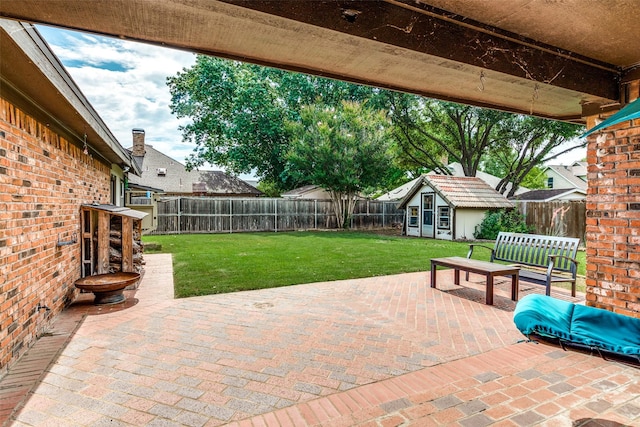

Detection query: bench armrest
(549, 254), (579, 265)
(548, 254), (579, 276)
(467, 244), (494, 259)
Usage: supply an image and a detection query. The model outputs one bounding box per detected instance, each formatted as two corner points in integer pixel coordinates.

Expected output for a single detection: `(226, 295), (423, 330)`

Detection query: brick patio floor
(1, 254), (638, 426)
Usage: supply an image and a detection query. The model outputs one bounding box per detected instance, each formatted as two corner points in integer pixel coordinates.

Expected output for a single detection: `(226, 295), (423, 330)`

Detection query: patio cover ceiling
(1, 0), (638, 124)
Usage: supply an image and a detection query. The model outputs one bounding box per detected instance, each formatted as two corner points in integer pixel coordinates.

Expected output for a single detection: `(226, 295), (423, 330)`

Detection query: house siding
(454, 209), (485, 240)
(404, 188), (453, 239)
(586, 118), (640, 318)
(402, 178), (511, 241)
(404, 191), (422, 237)
(0, 98), (112, 373)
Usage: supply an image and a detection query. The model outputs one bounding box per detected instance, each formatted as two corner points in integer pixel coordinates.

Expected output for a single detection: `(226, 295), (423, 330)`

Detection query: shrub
(474, 208), (531, 240)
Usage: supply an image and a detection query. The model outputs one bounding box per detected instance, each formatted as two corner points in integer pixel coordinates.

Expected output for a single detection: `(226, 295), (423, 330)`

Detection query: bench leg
(511, 273), (519, 301)
(454, 269), (460, 285)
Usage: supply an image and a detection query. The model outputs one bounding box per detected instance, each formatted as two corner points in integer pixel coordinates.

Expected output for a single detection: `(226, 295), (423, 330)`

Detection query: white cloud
(38, 25), (201, 165)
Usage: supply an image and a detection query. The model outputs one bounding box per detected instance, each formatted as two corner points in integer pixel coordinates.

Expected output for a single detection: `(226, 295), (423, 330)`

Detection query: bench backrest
(493, 232), (580, 273)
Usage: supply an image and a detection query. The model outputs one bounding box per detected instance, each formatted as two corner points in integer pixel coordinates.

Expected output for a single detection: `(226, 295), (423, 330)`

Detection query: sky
(37, 25), (585, 176)
(37, 25), (201, 166)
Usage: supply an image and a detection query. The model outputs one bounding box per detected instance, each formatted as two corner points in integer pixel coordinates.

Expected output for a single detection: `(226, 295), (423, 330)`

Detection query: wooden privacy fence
(516, 200), (586, 243)
(149, 197), (404, 234)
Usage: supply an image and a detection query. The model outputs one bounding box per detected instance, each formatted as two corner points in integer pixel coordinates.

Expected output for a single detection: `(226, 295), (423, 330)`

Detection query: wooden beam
(97, 211), (110, 274)
(121, 216), (133, 272)
(221, 0), (619, 100)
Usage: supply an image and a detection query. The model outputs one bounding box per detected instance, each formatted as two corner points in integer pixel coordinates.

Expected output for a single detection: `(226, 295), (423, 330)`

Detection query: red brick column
(585, 116), (640, 317)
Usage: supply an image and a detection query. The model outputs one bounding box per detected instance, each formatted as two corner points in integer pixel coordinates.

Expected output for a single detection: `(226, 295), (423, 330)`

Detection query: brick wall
(586, 118), (640, 318)
(0, 98), (112, 374)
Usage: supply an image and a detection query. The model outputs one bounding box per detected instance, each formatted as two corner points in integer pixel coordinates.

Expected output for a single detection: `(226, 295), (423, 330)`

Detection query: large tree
(386, 93), (513, 176)
(488, 116), (583, 196)
(167, 56), (377, 191)
(286, 101), (393, 228)
(385, 92), (583, 194)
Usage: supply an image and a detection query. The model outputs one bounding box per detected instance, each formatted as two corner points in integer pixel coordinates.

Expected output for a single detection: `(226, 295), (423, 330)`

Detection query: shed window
(547, 177), (554, 188)
(438, 206), (450, 229)
(408, 206), (419, 227)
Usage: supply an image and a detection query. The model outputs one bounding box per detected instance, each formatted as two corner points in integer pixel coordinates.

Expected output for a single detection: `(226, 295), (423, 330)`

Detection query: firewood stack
(108, 215), (144, 273)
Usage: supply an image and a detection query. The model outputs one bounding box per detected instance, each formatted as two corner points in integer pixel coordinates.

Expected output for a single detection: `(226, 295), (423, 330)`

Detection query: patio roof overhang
(1, 1), (638, 124)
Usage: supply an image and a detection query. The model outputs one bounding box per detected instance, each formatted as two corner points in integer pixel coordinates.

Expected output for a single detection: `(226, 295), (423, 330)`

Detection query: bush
(474, 209), (531, 240)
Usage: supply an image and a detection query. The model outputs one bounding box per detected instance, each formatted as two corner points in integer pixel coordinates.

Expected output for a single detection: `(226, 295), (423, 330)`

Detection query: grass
(143, 231), (587, 298)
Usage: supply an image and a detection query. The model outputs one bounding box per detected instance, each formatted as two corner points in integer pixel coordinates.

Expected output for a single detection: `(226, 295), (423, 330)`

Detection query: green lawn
(143, 231), (586, 298)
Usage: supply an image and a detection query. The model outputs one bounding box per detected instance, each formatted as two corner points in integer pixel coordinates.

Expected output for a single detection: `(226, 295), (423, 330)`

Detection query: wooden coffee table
(430, 257), (520, 305)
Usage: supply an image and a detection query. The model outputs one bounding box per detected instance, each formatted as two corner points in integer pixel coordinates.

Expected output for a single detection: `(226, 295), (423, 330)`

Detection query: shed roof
(399, 175), (514, 209)
(81, 204), (148, 220)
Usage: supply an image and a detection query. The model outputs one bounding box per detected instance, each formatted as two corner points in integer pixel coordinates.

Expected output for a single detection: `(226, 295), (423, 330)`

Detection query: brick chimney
(132, 128), (145, 157)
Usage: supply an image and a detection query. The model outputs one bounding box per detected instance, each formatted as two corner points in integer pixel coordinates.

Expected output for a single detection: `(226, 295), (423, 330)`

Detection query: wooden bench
(466, 232), (580, 297)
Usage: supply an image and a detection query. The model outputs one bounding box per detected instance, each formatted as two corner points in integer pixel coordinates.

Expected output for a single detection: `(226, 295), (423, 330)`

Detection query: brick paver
(2, 254), (638, 426)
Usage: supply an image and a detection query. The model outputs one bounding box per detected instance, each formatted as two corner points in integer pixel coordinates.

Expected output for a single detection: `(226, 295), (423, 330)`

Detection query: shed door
(422, 193), (434, 238)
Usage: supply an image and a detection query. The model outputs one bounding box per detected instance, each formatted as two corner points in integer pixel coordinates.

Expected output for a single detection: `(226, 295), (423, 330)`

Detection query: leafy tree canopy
(481, 151), (547, 191)
(167, 56), (378, 190)
(285, 101), (393, 228)
(167, 56), (583, 197)
(488, 116), (583, 196)
(385, 93), (513, 176)
(384, 92), (583, 195)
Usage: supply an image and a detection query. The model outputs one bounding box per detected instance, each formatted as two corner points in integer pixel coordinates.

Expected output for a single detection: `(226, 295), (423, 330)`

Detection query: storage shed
(398, 175), (514, 240)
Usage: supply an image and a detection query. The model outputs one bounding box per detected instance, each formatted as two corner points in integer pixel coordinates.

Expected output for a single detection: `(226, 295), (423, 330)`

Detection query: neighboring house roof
(281, 185), (343, 200)
(0, 20), (138, 174)
(571, 161), (588, 179)
(281, 185), (323, 198)
(510, 188), (586, 202)
(129, 145), (262, 196)
(127, 182), (164, 193)
(544, 164), (588, 190)
(376, 176), (422, 201)
(398, 175), (515, 209)
(243, 179), (260, 188)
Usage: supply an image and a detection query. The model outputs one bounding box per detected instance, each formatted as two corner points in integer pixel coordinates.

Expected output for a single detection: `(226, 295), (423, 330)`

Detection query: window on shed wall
(438, 206), (450, 229)
(408, 206), (419, 227)
(547, 177), (554, 188)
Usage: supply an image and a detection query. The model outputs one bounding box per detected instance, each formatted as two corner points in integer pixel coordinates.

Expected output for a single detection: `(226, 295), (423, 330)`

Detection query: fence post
(229, 198), (233, 233)
(178, 198), (182, 234)
(314, 199), (318, 229)
(382, 201), (385, 228)
(274, 198), (278, 232)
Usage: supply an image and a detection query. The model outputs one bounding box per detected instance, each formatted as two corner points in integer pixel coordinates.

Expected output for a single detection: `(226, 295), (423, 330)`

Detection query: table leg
(486, 274), (494, 305)
(511, 272), (519, 301)
(430, 261), (437, 288)
(454, 269), (460, 285)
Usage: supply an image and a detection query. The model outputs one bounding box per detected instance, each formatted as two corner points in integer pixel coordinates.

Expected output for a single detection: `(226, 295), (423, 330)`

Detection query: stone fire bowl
(74, 272), (140, 305)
